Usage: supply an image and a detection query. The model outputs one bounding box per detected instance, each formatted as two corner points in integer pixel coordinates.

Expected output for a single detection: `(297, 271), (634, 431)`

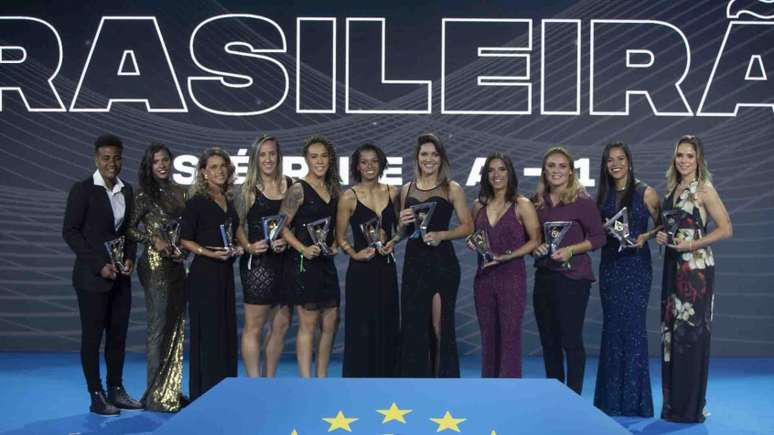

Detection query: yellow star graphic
(430, 411), (467, 432)
(322, 410), (358, 432)
(290, 430), (298, 435)
(376, 402), (413, 424)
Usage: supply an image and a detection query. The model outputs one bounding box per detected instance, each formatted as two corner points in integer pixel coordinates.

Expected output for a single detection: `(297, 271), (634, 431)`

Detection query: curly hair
(350, 143), (387, 183)
(189, 147), (236, 199)
(303, 135), (341, 196)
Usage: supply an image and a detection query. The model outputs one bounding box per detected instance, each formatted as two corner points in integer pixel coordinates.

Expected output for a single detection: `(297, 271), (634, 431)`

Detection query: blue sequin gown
(594, 182), (654, 417)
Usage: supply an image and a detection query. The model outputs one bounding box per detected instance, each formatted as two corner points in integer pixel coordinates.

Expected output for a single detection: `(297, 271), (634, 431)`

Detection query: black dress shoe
(107, 385), (144, 410)
(90, 390), (120, 416)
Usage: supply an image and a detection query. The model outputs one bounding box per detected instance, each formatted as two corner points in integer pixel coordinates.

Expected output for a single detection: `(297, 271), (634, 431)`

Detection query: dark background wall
(1, 0), (772, 356)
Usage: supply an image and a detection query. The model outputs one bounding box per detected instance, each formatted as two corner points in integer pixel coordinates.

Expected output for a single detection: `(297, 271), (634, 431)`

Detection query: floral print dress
(660, 181), (715, 423)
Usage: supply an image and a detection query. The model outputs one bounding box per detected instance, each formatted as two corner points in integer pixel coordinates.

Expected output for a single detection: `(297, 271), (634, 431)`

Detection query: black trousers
(533, 269), (590, 394)
(75, 280), (131, 392)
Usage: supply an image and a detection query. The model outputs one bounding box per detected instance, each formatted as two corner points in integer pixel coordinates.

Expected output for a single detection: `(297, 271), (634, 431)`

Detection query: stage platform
(155, 377), (629, 435)
(0, 353), (771, 435)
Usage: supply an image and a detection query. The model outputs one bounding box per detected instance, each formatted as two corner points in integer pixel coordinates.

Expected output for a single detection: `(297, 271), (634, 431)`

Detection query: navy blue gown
(594, 182), (654, 417)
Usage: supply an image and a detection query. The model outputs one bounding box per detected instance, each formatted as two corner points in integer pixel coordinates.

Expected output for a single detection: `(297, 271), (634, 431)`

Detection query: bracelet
(568, 246), (575, 258)
(197, 246), (203, 255)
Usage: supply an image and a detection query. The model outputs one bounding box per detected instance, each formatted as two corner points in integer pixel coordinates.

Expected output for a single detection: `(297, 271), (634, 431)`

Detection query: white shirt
(92, 170), (126, 230)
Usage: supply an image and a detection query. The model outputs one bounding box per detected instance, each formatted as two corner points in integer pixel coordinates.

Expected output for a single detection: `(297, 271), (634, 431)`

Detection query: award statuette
(662, 209), (688, 245)
(359, 217), (384, 250)
(605, 207), (636, 252)
(161, 218), (185, 260)
(261, 214), (287, 243)
(543, 221), (573, 269)
(104, 236), (130, 274)
(306, 217), (332, 256)
(218, 218), (235, 255)
(467, 229), (495, 262)
(409, 202), (436, 239)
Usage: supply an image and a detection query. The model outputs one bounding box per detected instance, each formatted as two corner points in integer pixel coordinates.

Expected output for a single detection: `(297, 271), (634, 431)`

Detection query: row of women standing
(126, 134), (731, 425)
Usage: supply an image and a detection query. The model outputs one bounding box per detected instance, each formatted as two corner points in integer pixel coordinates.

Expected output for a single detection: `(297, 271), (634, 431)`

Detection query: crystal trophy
(409, 202), (436, 239)
(605, 207), (636, 252)
(161, 218), (185, 259)
(360, 217), (384, 250)
(261, 214), (287, 242)
(104, 236), (130, 274)
(467, 229), (495, 262)
(306, 217), (332, 256)
(662, 210), (688, 245)
(543, 221), (573, 269)
(218, 218), (235, 255)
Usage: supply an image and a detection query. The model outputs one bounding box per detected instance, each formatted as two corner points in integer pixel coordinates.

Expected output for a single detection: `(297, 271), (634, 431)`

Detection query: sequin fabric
(127, 185), (187, 412)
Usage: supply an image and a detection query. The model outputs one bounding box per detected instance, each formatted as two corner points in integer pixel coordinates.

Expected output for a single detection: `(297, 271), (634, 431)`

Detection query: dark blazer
(62, 176), (137, 292)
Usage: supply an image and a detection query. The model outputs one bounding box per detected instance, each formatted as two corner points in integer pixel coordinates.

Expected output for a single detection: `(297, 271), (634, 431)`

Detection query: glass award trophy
(662, 209), (688, 245)
(306, 217), (332, 256)
(409, 202), (436, 239)
(360, 217), (384, 250)
(161, 218), (185, 260)
(261, 214), (287, 243)
(218, 218), (235, 255)
(467, 229), (495, 262)
(104, 236), (130, 274)
(543, 221), (573, 269)
(605, 207), (636, 252)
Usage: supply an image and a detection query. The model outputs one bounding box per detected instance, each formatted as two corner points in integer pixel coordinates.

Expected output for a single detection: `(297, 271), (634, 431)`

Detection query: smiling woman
(127, 143), (188, 412)
(279, 135), (342, 378)
(179, 147), (244, 401)
(531, 146), (606, 395)
(656, 135), (732, 423)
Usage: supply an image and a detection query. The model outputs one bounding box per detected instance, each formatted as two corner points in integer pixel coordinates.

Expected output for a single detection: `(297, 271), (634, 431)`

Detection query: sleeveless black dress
(284, 180), (340, 310)
(399, 182), (461, 377)
(239, 178), (292, 306)
(342, 187), (400, 377)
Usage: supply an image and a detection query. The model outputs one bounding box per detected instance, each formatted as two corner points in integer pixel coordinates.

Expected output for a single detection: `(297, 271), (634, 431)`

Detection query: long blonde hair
(239, 136), (283, 222)
(533, 146), (586, 208)
(665, 135), (712, 194)
(189, 147), (236, 199)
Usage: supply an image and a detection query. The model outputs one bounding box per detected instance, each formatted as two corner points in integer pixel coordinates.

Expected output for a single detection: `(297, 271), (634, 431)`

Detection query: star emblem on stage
(322, 410), (358, 432)
(430, 410), (467, 432)
(376, 402), (413, 424)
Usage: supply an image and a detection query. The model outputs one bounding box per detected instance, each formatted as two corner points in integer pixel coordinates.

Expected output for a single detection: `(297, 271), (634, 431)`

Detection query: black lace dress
(239, 179), (292, 306)
(399, 182), (461, 377)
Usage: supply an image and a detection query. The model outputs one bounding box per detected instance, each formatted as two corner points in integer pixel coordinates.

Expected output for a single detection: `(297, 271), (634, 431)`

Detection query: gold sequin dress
(127, 184), (187, 412)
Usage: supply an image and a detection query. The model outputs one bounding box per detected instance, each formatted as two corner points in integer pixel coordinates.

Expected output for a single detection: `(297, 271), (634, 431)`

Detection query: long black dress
(342, 188), (399, 377)
(180, 194), (239, 400)
(239, 178), (292, 306)
(399, 182), (461, 377)
(285, 180), (340, 310)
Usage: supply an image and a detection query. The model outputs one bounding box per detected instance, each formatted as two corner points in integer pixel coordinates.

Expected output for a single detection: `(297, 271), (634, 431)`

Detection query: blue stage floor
(0, 353), (771, 434)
